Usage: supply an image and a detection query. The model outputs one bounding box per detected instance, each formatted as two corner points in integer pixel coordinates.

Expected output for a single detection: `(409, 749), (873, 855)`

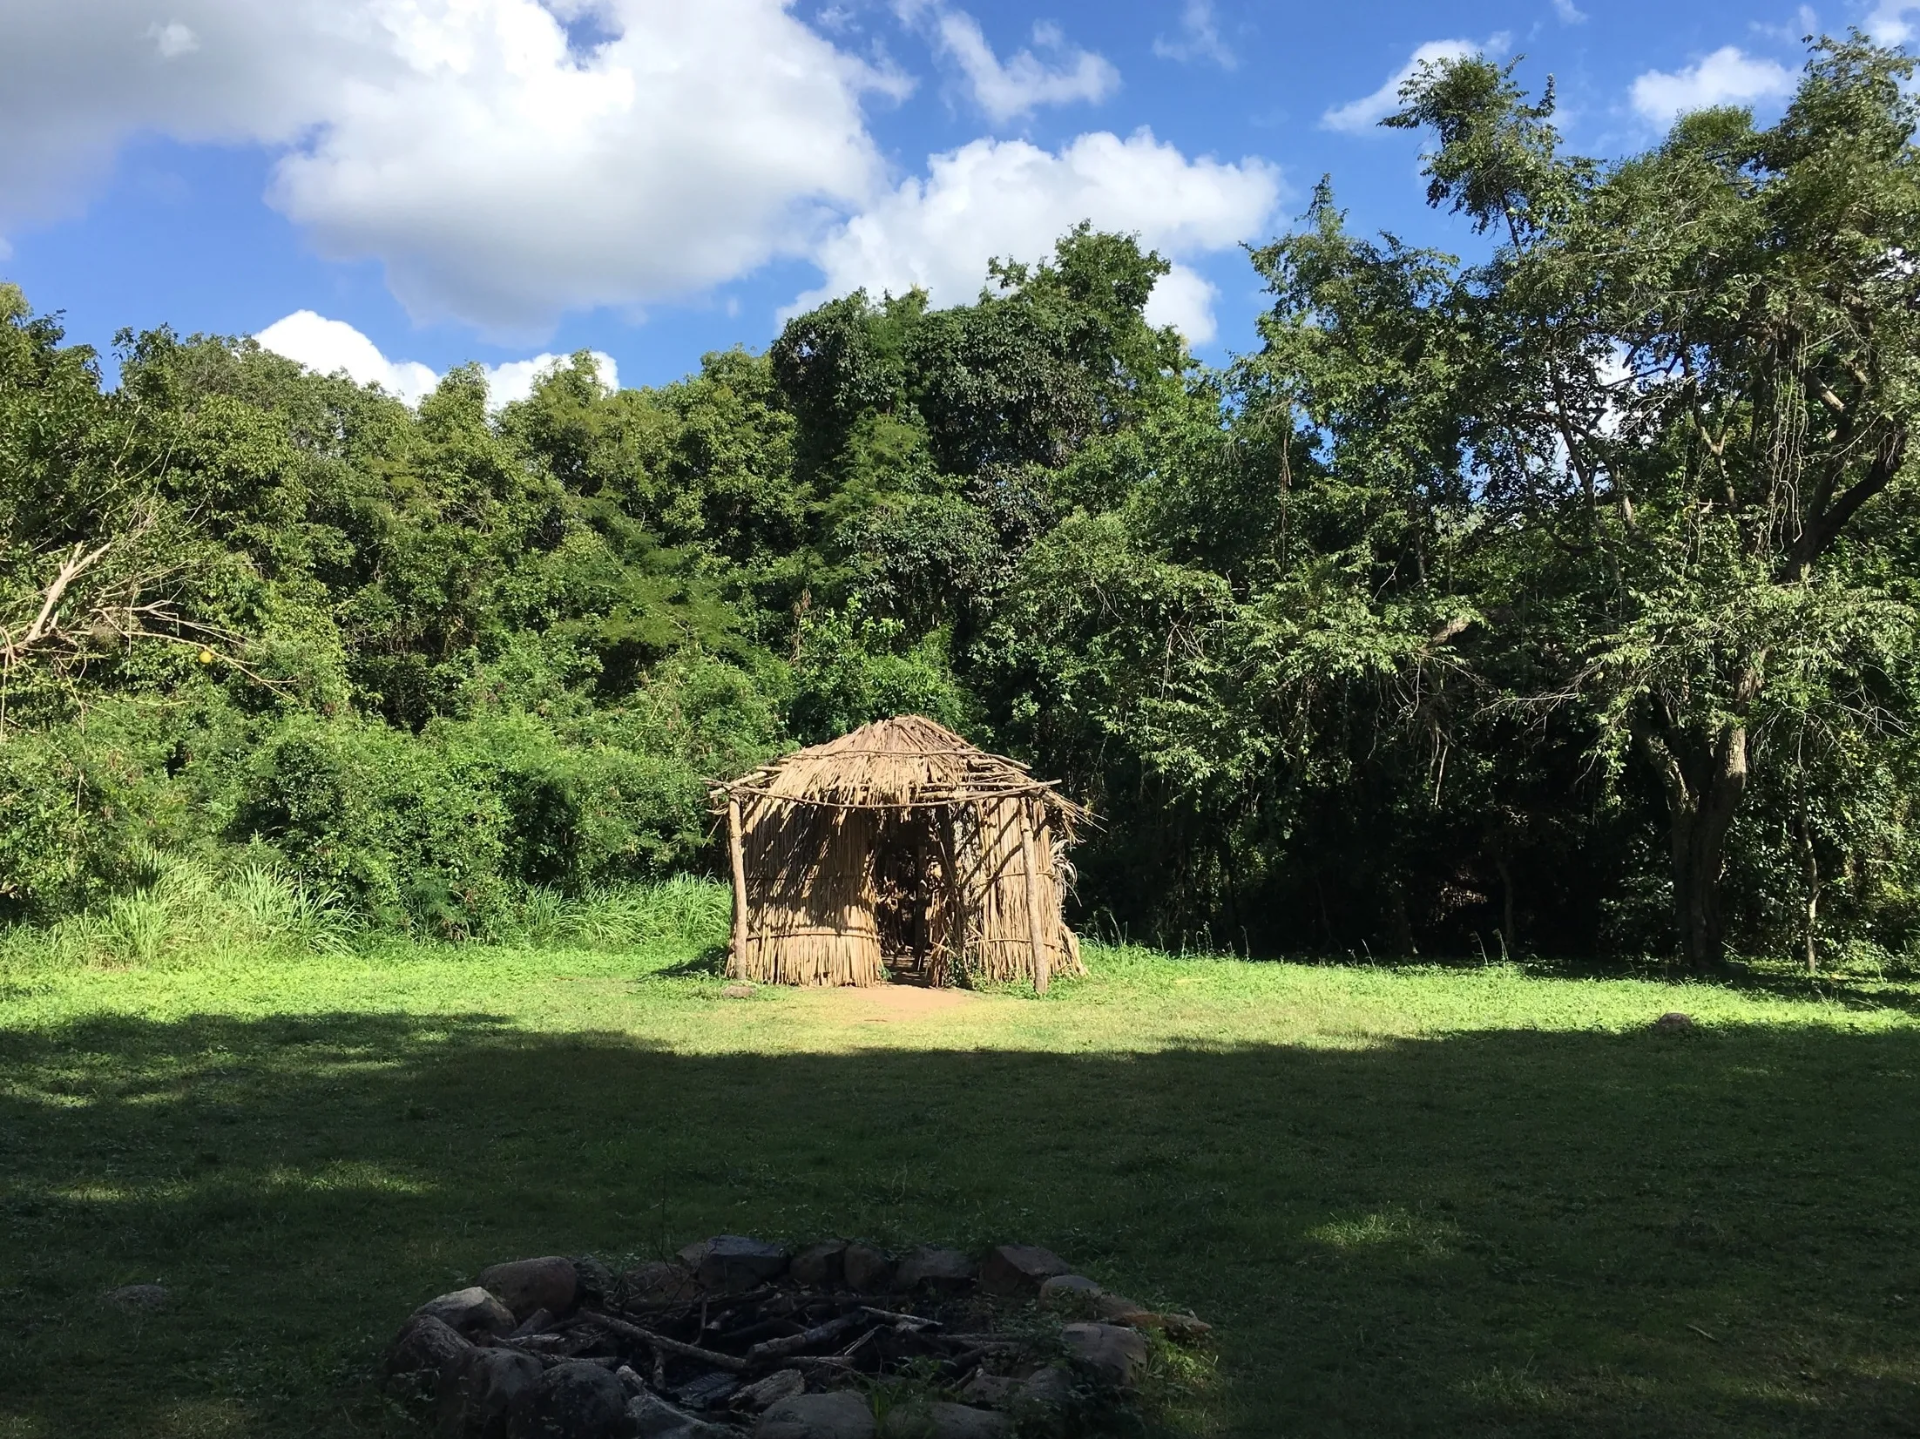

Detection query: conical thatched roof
(712, 715), (1085, 823)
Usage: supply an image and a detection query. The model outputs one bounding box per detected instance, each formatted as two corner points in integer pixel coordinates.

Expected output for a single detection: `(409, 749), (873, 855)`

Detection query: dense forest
(4, 37), (1918, 971)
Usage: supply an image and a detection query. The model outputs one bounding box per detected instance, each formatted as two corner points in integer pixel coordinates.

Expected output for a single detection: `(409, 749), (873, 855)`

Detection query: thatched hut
(710, 716), (1086, 990)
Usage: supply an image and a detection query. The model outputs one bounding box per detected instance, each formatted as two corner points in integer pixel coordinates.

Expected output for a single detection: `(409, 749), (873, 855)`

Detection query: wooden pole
(1020, 804), (1050, 995)
(726, 794), (749, 979)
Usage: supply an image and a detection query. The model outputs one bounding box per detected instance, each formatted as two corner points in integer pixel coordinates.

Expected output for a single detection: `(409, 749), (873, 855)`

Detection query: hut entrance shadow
(872, 810), (950, 987)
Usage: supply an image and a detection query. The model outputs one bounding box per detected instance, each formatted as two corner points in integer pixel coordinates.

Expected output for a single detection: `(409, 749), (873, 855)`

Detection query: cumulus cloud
(1322, 37), (1508, 135)
(1751, 6), (1818, 43)
(1153, 0), (1236, 70)
(796, 128), (1282, 344)
(254, 310), (615, 408)
(1630, 46), (1795, 126)
(918, 6), (1118, 122)
(255, 311), (441, 405)
(480, 349), (620, 408)
(276, 0), (889, 335)
(149, 21), (201, 58)
(0, 0), (888, 335)
(3, 0), (1282, 348)
(1866, 1), (1920, 43)
(0, 3), (358, 231)
(1551, 0), (1587, 24)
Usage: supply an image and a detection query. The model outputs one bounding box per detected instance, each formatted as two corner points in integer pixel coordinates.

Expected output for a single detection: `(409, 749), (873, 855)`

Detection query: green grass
(3, 886), (1918, 1436)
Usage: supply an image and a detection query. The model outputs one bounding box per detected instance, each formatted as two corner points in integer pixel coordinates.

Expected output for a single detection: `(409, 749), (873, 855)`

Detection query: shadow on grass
(2, 1013), (1918, 1438)
(648, 941), (730, 978)
(1211, 946), (1920, 1021)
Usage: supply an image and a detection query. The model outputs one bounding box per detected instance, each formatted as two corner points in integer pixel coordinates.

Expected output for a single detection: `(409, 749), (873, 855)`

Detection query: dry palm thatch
(710, 716), (1086, 990)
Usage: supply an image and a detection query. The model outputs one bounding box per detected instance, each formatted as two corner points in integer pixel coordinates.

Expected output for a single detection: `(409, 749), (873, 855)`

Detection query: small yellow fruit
(198, 648), (214, 664)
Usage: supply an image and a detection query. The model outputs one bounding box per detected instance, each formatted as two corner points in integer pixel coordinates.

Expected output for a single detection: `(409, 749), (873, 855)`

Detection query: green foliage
(6, 50), (1920, 970)
(786, 599), (974, 745)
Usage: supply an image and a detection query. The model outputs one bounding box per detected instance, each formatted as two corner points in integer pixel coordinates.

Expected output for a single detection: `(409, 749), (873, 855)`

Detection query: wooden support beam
(1020, 805), (1050, 995)
(727, 795), (749, 978)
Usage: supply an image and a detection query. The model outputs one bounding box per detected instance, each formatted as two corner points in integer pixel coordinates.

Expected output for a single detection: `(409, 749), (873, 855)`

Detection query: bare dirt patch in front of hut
(801, 984), (986, 1024)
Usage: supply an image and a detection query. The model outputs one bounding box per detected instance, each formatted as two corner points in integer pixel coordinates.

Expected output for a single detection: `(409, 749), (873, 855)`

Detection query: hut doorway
(870, 810), (950, 985)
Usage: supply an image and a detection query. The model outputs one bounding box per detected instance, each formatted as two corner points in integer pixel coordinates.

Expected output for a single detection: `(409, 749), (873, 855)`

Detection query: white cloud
(921, 7), (1118, 122)
(1138, 264), (1223, 343)
(254, 310), (614, 409)
(1867, 0), (1920, 42)
(1551, 0), (1587, 24)
(796, 128), (1281, 344)
(1630, 46), (1795, 126)
(0, 4), (356, 233)
(1153, 0), (1236, 70)
(1322, 37), (1509, 135)
(0, 0), (890, 336)
(1752, 6), (1818, 43)
(254, 311), (442, 405)
(2, 0), (1273, 351)
(480, 349), (619, 408)
(149, 21), (201, 58)
(276, 0), (890, 337)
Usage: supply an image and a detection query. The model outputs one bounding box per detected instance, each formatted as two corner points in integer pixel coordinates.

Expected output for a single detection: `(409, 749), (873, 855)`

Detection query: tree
(1385, 37), (1920, 966)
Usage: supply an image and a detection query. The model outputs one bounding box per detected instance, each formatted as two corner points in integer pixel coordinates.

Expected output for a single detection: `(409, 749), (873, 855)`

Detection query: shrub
(232, 716), (509, 935)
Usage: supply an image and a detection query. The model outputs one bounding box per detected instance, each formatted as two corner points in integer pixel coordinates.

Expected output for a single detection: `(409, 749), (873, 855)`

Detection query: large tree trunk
(1649, 722), (1749, 970)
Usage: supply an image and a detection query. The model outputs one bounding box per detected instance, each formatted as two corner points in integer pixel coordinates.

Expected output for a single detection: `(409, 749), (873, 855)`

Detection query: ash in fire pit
(383, 1236), (1210, 1438)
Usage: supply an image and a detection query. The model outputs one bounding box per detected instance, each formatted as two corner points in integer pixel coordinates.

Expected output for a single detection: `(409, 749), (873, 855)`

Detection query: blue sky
(1, 0), (1902, 399)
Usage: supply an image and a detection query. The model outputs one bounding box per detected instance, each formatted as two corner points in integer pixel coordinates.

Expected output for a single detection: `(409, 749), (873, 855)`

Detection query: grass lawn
(3, 902), (1918, 1436)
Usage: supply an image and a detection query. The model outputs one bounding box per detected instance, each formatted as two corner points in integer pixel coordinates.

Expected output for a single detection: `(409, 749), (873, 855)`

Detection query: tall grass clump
(0, 854), (360, 969)
(0, 857), (731, 970)
(483, 875), (731, 953)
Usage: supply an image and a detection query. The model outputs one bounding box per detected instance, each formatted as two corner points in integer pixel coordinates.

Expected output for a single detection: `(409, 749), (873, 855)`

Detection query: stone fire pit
(383, 1236), (1210, 1438)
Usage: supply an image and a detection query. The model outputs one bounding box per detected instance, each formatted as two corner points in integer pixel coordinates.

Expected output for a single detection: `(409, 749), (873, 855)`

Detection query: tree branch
(1781, 426), (1906, 578)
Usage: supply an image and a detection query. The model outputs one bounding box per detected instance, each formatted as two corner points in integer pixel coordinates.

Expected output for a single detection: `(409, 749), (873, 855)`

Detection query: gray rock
(1060, 1323), (1149, 1388)
(879, 1401), (1011, 1438)
(572, 1255), (615, 1307)
(419, 1286), (517, 1339)
(1035, 1275), (1103, 1317)
(102, 1283), (168, 1311)
(790, 1240), (848, 1288)
(732, 1368), (806, 1412)
(671, 1371), (740, 1410)
(1091, 1292), (1153, 1324)
(842, 1244), (894, 1293)
(1132, 1309), (1211, 1342)
(707, 1235), (790, 1292)
(514, 1360), (626, 1438)
(508, 1308), (554, 1340)
(893, 1246), (974, 1292)
(477, 1257), (579, 1321)
(1008, 1367), (1076, 1432)
(628, 1390), (737, 1439)
(955, 1373), (1020, 1408)
(756, 1390), (877, 1439)
(979, 1245), (1070, 1297)
(384, 1313), (474, 1397)
(722, 983), (756, 998)
(681, 1235), (790, 1293)
(438, 1346), (542, 1439)
(619, 1260), (700, 1307)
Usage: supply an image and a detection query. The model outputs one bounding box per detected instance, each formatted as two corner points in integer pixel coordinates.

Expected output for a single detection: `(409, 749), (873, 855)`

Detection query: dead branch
(574, 1313), (748, 1374)
(2, 540), (115, 666)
